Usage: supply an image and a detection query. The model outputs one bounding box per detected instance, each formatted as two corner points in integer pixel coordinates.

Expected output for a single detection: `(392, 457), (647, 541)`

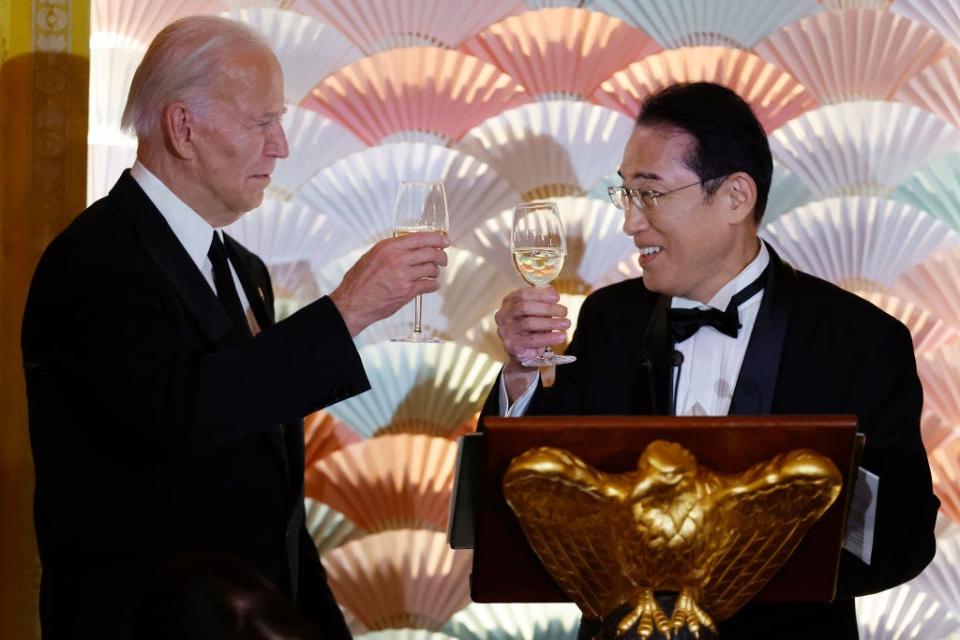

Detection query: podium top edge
(482, 415), (858, 431)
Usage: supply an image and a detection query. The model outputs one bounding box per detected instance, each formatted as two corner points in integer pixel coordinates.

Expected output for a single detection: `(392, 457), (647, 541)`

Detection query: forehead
(618, 124), (697, 184)
(215, 48), (285, 114)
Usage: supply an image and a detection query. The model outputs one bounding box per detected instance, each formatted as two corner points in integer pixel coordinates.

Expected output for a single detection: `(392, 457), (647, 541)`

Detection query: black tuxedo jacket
(22, 171), (368, 639)
(482, 246), (939, 638)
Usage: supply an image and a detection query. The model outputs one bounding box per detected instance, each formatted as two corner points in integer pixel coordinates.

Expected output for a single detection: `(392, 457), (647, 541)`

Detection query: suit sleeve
(835, 319), (939, 597)
(23, 263), (369, 456)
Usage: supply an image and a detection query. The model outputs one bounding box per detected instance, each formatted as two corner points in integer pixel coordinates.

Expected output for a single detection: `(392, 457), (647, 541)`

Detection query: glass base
(390, 333), (445, 344)
(521, 353), (576, 367)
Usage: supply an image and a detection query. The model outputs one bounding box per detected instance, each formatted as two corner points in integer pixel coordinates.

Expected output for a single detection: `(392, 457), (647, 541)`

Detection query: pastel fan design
(306, 434), (457, 533)
(322, 529), (472, 631)
(459, 7), (660, 100)
(456, 101), (634, 201)
(324, 342), (501, 438)
(769, 101), (960, 197)
(592, 46), (817, 132)
(222, 7), (362, 102)
(762, 196), (959, 293)
(296, 0), (523, 53)
(297, 143), (519, 246)
(302, 47), (530, 146)
(592, 0), (823, 49)
(754, 8), (949, 103)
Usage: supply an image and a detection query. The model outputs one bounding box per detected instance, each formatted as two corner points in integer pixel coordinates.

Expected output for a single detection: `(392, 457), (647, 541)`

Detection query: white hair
(121, 15), (274, 139)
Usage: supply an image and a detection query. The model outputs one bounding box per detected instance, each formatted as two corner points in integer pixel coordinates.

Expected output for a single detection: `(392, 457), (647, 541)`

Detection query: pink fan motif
(897, 50), (960, 129)
(917, 344), (960, 445)
(854, 291), (960, 355)
(306, 434), (457, 533)
(459, 7), (661, 100)
(892, 245), (960, 332)
(304, 411), (361, 470)
(817, 0), (892, 7)
(301, 47), (530, 145)
(294, 0), (524, 52)
(92, 0), (228, 44)
(892, 0), (960, 50)
(922, 411), (958, 454)
(929, 437), (960, 525)
(592, 46), (817, 131)
(754, 9), (950, 104)
(322, 530), (472, 631)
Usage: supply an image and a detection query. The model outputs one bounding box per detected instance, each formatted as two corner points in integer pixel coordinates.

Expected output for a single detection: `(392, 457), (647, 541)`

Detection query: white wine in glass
(511, 201), (576, 367)
(391, 180), (449, 343)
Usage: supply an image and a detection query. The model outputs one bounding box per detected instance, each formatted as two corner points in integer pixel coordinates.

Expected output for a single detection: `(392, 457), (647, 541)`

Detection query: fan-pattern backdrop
(88, 1), (960, 638)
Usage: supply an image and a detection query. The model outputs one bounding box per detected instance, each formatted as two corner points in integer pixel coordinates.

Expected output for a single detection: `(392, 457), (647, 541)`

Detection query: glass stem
(413, 294), (423, 334)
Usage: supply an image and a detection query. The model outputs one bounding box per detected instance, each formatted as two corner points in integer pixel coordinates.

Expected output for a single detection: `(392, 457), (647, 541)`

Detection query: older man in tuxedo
(22, 15), (448, 639)
(484, 82), (939, 638)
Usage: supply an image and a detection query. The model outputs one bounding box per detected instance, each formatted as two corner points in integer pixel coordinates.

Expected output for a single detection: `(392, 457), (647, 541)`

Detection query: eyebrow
(616, 170), (662, 181)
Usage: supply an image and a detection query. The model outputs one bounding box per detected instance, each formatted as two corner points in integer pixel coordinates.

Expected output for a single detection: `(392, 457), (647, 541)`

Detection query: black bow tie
(666, 267), (768, 343)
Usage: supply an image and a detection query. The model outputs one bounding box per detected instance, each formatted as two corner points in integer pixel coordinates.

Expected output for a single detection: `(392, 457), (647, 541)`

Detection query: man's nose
(268, 122), (289, 159)
(622, 202), (650, 235)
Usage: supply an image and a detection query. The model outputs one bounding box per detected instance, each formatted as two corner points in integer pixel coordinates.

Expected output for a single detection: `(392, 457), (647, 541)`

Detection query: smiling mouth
(639, 246), (662, 257)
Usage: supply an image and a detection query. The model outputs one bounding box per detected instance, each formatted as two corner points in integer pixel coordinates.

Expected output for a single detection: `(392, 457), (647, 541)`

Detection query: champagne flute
(390, 180), (449, 343)
(511, 201), (576, 367)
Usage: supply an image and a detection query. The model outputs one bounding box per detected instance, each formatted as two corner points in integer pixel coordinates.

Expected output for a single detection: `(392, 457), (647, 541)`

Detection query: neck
(137, 147), (233, 228)
(688, 234), (761, 304)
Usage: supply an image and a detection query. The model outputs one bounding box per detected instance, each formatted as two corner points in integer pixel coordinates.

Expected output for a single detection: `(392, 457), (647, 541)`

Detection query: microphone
(671, 350), (684, 415)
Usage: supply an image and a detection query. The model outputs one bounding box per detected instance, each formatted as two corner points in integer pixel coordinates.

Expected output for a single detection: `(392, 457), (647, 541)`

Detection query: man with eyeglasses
(482, 82), (938, 638)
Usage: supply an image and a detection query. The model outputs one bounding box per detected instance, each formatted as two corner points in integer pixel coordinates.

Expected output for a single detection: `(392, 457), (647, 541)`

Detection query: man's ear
(161, 102), (195, 160)
(723, 172), (757, 225)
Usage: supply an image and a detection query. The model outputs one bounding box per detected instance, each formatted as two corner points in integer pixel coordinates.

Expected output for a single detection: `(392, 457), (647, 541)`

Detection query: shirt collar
(671, 240), (770, 311)
(130, 160), (217, 273)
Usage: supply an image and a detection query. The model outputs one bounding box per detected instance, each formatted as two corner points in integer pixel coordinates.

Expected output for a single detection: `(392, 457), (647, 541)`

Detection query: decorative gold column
(0, 1), (88, 638)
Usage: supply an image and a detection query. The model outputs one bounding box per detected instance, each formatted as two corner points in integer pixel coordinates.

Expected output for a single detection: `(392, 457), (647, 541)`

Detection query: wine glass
(510, 201), (576, 367)
(390, 180), (449, 343)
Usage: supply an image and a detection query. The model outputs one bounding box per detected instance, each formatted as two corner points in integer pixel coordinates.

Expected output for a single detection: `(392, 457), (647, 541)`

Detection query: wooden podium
(465, 415), (860, 605)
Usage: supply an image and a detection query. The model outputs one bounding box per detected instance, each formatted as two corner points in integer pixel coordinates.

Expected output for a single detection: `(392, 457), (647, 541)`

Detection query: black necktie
(208, 232), (251, 339)
(667, 267), (768, 343)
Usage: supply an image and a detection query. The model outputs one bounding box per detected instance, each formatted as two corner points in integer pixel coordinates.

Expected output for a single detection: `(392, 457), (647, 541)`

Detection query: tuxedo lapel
(641, 294), (674, 415)
(112, 171), (234, 345)
(223, 233), (274, 332)
(729, 244), (797, 415)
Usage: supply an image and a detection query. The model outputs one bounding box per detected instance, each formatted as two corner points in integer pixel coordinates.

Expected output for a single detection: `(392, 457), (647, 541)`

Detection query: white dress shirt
(129, 161), (253, 321)
(500, 242), (769, 417)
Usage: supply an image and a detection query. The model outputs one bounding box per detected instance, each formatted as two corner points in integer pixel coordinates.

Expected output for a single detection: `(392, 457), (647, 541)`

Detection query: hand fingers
(403, 246), (448, 268)
(407, 263), (441, 280)
(504, 285), (560, 305)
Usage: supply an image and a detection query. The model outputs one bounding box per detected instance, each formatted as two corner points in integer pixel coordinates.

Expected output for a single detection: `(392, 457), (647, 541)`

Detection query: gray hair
(121, 15), (273, 138)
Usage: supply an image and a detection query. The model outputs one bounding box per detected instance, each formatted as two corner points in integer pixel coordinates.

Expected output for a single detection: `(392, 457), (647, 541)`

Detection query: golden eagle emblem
(502, 440), (842, 639)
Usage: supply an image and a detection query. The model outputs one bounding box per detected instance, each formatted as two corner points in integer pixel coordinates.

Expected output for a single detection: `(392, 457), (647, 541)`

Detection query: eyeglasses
(607, 176), (727, 211)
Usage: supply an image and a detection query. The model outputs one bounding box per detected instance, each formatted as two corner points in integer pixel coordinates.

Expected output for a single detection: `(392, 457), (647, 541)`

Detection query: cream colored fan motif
(268, 105), (366, 201)
(324, 342), (501, 438)
(754, 8), (949, 104)
(302, 47), (530, 146)
(892, 0), (960, 50)
(769, 101), (960, 198)
(296, 143), (520, 247)
(456, 101), (634, 201)
(306, 434), (457, 533)
(89, 39), (145, 138)
(853, 291), (960, 355)
(854, 582), (960, 640)
(443, 602), (582, 640)
(459, 7), (660, 100)
(592, 0), (823, 49)
(356, 631), (459, 640)
(917, 344), (960, 441)
(592, 46), (817, 133)
(87, 138), (137, 206)
(762, 196), (959, 293)
(303, 497), (362, 556)
(904, 524), (960, 621)
(296, 0), (523, 53)
(92, 0), (228, 44)
(322, 529), (472, 631)
(222, 7), (362, 102)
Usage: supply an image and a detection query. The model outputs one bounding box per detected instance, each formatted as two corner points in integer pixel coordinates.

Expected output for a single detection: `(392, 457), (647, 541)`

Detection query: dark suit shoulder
(582, 276), (659, 317)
